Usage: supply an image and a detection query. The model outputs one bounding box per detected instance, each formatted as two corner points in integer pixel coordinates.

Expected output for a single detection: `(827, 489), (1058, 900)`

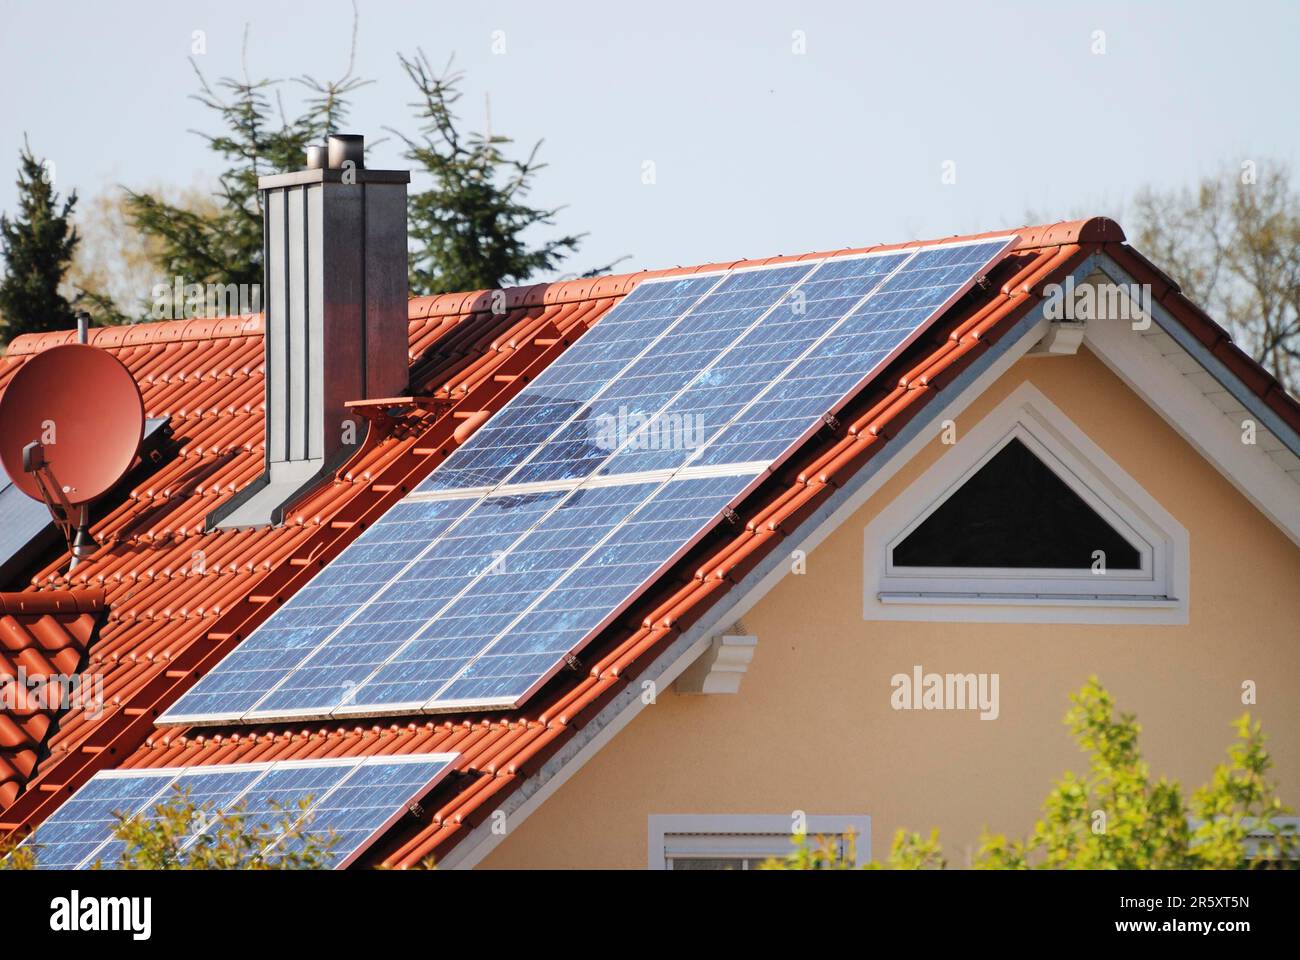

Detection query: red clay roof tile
(0, 591), (105, 806)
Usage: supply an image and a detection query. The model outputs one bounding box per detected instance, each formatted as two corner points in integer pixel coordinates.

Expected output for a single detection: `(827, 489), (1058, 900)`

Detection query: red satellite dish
(0, 343), (144, 505)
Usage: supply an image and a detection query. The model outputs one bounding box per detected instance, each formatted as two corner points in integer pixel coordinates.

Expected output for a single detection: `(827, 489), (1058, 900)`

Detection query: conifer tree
(105, 14), (609, 321)
(393, 50), (608, 295)
(0, 138), (79, 343)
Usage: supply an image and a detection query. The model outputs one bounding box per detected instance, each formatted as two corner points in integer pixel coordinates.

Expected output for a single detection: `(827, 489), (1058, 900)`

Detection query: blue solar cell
(245, 489), (572, 716)
(693, 239), (1009, 466)
(161, 236), (1015, 724)
(219, 762), (344, 832)
(507, 264), (816, 486)
(89, 767), (266, 867)
(337, 482), (662, 711)
(15, 755), (457, 870)
(0, 474), (60, 588)
(273, 757), (454, 867)
(418, 274), (723, 492)
(0, 417), (170, 587)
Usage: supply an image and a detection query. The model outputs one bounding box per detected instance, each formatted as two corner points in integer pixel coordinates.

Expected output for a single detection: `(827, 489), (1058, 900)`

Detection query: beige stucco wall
(481, 347), (1300, 868)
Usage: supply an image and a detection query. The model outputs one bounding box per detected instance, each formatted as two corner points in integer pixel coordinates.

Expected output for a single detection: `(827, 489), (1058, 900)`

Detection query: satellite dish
(0, 343), (144, 506)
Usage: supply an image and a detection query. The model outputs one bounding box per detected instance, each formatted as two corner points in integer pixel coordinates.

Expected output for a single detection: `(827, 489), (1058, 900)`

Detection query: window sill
(877, 591), (1181, 608)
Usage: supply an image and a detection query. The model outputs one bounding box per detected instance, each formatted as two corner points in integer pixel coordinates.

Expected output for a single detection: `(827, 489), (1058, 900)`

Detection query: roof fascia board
(1083, 260), (1300, 547)
(1092, 255), (1300, 459)
(437, 261), (1072, 869)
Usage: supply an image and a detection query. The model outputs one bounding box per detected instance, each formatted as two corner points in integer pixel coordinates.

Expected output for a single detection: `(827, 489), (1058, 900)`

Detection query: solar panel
(504, 262), (819, 486)
(693, 242), (1013, 466)
(420, 273), (728, 492)
(87, 766), (266, 867)
(433, 473), (755, 705)
(0, 473), (54, 589)
(15, 753), (457, 870)
(269, 757), (453, 864)
(256, 482), (666, 715)
(594, 252), (911, 477)
(161, 236), (1016, 725)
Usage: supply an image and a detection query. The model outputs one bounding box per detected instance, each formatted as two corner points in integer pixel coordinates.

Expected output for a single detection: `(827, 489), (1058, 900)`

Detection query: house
(2, 136), (1298, 869)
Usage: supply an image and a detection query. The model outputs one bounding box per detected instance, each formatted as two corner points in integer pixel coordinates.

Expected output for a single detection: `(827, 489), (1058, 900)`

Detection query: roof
(0, 590), (105, 807)
(2, 216), (1297, 865)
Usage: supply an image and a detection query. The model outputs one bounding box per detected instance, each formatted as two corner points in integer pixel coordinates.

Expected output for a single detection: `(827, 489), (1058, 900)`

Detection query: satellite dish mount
(20, 439), (97, 567)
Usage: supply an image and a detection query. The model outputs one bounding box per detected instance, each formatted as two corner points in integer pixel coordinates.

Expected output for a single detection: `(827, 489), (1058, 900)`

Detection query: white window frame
(864, 382), (1189, 625)
(647, 814), (871, 870)
(1187, 815), (1300, 861)
(1244, 816), (1300, 861)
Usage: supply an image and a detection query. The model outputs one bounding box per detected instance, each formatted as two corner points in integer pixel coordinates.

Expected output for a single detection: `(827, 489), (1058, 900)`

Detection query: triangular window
(866, 383), (1188, 624)
(892, 437), (1141, 570)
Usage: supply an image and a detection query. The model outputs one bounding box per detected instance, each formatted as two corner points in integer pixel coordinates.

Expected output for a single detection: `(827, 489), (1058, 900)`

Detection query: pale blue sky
(2, 0), (1297, 281)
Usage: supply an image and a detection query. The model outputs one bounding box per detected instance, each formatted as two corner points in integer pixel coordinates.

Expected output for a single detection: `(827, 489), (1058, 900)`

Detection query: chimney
(211, 134), (411, 528)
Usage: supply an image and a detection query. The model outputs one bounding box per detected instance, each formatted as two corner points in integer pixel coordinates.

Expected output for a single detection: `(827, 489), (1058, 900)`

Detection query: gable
(369, 239), (1300, 868)
(1082, 260), (1300, 544)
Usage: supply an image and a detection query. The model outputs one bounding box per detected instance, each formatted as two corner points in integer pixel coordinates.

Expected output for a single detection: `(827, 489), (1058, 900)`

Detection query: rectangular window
(648, 814), (871, 870)
(1243, 816), (1299, 866)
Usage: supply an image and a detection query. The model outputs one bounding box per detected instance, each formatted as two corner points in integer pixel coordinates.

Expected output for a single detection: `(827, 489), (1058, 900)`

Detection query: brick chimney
(211, 134), (410, 528)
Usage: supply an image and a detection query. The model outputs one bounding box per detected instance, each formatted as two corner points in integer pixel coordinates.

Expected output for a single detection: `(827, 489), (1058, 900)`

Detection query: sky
(2, 0), (1298, 283)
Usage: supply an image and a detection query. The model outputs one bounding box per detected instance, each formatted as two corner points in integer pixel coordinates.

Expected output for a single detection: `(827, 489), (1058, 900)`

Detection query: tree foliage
(1131, 162), (1300, 394)
(70, 187), (218, 325)
(392, 50), (599, 295)
(0, 138), (79, 343)
(763, 679), (1296, 870)
(6, 5), (605, 331)
(122, 21), (600, 317)
(123, 20), (369, 306)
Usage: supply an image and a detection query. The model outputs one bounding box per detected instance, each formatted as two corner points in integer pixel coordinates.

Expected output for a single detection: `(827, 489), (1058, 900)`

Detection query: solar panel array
(162, 236), (1016, 725)
(16, 753), (457, 870)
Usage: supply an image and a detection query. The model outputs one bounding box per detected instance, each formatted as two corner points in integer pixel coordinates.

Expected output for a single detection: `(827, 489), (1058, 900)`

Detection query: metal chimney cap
(327, 134), (364, 170)
(305, 144), (326, 170)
